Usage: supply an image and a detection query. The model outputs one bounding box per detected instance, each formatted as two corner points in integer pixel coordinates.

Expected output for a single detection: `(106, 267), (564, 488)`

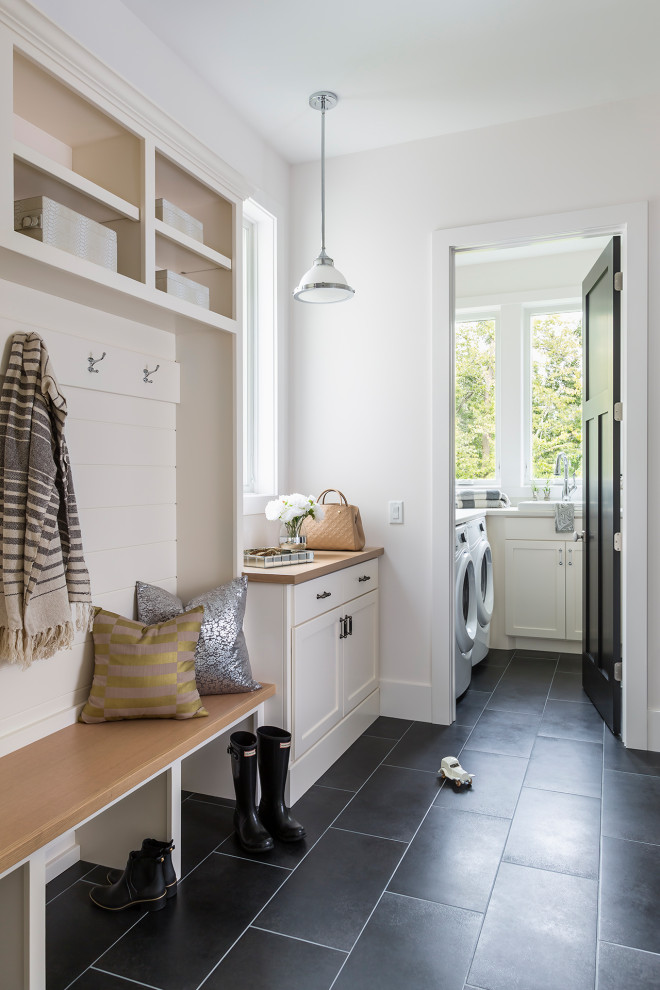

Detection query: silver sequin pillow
(136, 577), (261, 696)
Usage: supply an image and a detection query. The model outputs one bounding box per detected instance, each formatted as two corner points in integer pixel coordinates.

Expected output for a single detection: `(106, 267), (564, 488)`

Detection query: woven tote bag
(301, 489), (366, 551)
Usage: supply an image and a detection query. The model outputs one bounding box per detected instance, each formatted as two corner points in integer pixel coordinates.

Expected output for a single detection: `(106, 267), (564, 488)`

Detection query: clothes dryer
(466, 515), (494, 665)
(454, 523), (476, 696)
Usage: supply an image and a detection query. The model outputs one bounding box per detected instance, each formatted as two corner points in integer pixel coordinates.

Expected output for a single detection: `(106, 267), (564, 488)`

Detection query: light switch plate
(389, 500), (404, 524)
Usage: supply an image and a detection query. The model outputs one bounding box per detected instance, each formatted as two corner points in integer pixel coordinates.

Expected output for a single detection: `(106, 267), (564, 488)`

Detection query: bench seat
(0, 683), (275, 878)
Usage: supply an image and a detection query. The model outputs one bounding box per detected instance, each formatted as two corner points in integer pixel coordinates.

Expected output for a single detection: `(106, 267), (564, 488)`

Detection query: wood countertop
(243, 546), (384, 585)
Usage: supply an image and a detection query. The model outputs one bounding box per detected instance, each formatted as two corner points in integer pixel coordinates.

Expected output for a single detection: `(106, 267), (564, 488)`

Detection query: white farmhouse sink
(517, 500), (581, 515)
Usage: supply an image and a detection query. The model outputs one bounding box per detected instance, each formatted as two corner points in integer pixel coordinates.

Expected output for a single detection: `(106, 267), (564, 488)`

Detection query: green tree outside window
(530, 312), (582, 480)
(455, 319), (496, 480)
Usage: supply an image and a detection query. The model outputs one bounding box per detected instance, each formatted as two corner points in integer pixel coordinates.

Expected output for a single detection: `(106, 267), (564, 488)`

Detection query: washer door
(475, 539), (494, 625)
(455, 549), (477, 654)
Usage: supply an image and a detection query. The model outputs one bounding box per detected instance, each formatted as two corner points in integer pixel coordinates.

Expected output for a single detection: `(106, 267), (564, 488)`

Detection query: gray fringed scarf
(0, 332), (93, 667)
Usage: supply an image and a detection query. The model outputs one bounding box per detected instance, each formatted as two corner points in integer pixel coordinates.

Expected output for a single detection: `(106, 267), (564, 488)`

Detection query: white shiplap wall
(0, 278), (180, 755)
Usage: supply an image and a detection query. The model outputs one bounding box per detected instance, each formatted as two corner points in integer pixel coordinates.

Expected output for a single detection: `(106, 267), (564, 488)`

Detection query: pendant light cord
(320, 100), (326, 254)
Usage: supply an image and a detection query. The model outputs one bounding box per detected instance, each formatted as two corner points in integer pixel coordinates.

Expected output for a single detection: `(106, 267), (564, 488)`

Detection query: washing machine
(466, 515), (494, 665)
(454, 523), (476, 697)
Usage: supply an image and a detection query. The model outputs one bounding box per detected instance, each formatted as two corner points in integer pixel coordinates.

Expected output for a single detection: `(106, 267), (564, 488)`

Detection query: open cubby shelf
(7, 47), (239, 330)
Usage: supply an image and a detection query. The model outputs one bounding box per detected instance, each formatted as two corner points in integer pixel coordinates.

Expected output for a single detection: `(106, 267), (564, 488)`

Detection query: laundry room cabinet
(243, 549), (383, 804)
(504, 538), (582, 641)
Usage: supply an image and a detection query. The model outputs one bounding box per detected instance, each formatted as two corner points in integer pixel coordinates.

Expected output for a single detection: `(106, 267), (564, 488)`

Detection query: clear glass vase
(279, 517), (308, 550)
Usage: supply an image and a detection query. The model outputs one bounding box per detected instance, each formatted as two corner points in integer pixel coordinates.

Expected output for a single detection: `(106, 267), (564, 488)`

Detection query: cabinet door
(505, 540), (566, 639)
(343, 590), (379, 715)
(565, 542), (583, 641)
(292, 606), (343, 759)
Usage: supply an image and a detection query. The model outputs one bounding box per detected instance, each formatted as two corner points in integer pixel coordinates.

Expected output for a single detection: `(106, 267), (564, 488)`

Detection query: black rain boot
(228, 731), (274, 852)
(257, 725), (306, 842)
(90, 848), (166, 911)
(106, 838), (177, 898)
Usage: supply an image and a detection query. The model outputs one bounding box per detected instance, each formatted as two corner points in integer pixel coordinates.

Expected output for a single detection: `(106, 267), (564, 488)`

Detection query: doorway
(431, 204), (648, 749)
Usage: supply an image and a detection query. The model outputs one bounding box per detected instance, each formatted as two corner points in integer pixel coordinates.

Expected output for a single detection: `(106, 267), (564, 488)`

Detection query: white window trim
(523, 301), (582, 489)
(242, 198), (278, 515)
(454, 308), (501, 486)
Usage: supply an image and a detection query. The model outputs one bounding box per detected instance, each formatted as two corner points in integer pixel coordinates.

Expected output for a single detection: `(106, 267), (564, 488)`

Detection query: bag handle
(317, 489), (349, 505)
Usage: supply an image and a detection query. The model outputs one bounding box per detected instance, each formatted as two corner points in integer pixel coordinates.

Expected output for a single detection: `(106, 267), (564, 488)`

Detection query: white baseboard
(513, 637), (581, 655)
(647, 709), (660, 751)
(379, 678), (432, 722)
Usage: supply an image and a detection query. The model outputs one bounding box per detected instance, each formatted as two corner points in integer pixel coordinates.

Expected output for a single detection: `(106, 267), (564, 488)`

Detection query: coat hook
(143, 364), (160, 384)
(88, 352), (106, 373)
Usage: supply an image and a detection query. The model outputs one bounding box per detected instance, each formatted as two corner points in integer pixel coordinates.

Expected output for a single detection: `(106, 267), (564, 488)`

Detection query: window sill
(243, 493), (275, 516)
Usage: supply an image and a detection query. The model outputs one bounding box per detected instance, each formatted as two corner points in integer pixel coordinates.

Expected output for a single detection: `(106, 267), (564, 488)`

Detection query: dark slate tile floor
(46, 649), (660, 990)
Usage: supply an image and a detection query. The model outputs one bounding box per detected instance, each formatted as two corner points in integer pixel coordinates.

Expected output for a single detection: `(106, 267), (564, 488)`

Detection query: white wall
(290, 94), (659, 723)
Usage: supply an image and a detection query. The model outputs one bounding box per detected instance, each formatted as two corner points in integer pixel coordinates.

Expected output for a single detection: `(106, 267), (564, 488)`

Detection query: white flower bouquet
(265, 493), (324, 544)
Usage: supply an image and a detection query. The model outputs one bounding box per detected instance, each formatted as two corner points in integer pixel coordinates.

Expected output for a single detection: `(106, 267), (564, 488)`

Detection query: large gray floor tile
(549, 671), (591, 703)
(600, 836), (660, 954)
(203, 927), (346, 990)
(524, 735), (603, 798)
(316, 735), (395, 792)
(468, 862), (598, 990)
(597, 941), (660, 990)
(539, 699), (604, 743)
(604, 731), (660, 777)
(389, 806), (509, 913)
(503, 786), (601, 878)
(463, 709), (541, 758)
(434, 749), (528, 818)
(255, 826), (405, 951)
(333, 763), (438, 841)
(332, 891), (482, 990)
(384, 720), (473, 772)
(602, 769), (660, 844)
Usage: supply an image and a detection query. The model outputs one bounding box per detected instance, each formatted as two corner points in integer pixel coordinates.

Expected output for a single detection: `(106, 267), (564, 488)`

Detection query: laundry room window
(526, 309), (582, 482)
(242, 198), (277, 507)
(455, 315), (499, 482)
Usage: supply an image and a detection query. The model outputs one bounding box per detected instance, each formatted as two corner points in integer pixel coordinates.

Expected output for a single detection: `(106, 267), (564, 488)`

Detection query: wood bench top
(0, 683), (275, 877)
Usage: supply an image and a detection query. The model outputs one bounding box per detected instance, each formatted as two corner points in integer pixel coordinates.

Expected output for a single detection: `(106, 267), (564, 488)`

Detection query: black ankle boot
(90, 848), (166, 911)
(257, 725), (306, 842)
(228, 731), (274, 852)
(106, 838), (177, 898)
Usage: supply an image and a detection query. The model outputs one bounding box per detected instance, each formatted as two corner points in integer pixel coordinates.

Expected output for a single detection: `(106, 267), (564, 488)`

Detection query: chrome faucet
(554, 452), (577, 501)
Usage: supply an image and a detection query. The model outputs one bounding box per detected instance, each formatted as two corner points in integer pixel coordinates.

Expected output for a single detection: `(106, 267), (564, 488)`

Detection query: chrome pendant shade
(293, 92), (354, 303)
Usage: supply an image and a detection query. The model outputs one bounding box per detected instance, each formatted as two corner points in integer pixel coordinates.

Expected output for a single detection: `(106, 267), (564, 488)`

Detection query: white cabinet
(505, 539), (582, 641)
(244, 552), (382, 803)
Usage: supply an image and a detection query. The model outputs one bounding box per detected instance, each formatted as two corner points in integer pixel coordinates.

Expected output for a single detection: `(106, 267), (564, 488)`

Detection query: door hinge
(614, 271), (623, 291)
(614, 661), (623, 682)
(614, 532), (622, 551)
(614, 401), (623, 422)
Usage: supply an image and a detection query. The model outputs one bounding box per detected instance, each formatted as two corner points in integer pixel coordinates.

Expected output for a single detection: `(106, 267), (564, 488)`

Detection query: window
(527, 310), (582, 482)
(455, 316), (498, 482)
(242, 199), (277, 506)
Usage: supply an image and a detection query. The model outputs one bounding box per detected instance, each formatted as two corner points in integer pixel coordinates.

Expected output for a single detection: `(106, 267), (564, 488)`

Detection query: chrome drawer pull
(339, 616), (347, 639)
(358, 575), (371, 582)
(347, 614), (353, 635)
(317, 590), (331, 600)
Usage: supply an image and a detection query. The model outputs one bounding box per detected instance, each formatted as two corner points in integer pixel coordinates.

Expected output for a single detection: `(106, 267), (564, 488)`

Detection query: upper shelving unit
(6, 47), (240, 334)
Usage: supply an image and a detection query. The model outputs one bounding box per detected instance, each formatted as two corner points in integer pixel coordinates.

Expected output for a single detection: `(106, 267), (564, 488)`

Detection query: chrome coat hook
(143, 364), (160, 384)
(88, 352), (106, 373)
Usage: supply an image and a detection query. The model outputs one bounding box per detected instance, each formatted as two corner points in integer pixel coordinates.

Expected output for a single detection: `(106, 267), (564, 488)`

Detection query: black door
(581, 237), (621, 735)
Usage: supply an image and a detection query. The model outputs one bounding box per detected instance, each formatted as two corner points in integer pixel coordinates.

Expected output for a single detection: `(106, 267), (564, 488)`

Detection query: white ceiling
(121, 0), (660, 164)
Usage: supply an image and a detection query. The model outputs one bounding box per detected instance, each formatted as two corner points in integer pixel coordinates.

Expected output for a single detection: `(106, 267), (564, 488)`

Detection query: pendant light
(293, 91), (354, 303)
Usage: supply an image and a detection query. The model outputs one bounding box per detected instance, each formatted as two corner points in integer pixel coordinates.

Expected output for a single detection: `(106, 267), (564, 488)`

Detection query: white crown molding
(0, 0), (254, 202)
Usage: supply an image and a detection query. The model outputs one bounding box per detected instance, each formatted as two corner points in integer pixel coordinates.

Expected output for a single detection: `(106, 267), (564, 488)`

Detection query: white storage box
(155, 198), (203, 242)
(155, 269), (210, 309)
(14, 196), (117, 271)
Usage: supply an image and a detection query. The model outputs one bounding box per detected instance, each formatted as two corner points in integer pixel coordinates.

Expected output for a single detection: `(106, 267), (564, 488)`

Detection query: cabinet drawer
(342, 558), (379, 599)
(293, 569), (346, 625)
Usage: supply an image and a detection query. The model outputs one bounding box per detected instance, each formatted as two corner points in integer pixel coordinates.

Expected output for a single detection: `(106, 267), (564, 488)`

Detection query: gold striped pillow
(79, 607), (208, 723)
